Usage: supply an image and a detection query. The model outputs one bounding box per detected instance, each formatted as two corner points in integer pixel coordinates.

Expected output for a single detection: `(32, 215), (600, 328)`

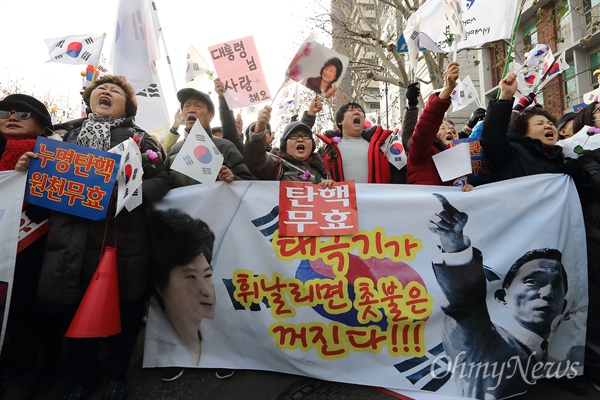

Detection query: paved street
(3, 326), (594, 400)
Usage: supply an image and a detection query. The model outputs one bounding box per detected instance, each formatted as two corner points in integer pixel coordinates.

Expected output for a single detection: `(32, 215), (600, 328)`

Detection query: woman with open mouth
(244, 105), (334, 188)
(16, 74), (170, 400)
(406, 62), (472, 191)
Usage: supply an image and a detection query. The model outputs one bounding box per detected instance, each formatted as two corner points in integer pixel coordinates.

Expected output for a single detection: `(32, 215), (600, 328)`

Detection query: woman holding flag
(17, 75), (170, 400)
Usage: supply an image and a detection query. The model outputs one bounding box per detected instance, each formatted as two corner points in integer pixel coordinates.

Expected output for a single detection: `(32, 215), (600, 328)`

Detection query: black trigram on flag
(394, 342), (451, 392)
(251, 206), (279, 242)
(84, 37), (95, 45)
(136, 83), (161, 98)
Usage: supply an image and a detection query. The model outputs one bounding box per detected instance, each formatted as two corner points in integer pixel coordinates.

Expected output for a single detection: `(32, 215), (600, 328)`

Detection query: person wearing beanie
(557, 112), (577, 139)
(244, 105), (333, 188)
(165, 79), (252, 188)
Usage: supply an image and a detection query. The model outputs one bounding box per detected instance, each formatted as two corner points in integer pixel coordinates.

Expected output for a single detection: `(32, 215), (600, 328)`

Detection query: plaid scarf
(77, 113), (126, 150)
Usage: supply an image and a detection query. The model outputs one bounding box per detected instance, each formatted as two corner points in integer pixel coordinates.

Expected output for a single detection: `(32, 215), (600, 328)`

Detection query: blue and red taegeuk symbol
(296, 254), (426, 329)
(524, 74), (537, 85)
(124, 164), (133, 184)
(193, 145), (213, 164)
(66, 42), (83, 58)
(86, 65), (99, 82)
(390, 143), (404, 155)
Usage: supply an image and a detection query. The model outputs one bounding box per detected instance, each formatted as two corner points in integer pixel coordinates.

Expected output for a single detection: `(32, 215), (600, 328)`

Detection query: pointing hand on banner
(429, 193), (471, 253)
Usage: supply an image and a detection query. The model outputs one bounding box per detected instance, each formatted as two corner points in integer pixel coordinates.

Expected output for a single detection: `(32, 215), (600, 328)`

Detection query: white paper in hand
(171, 119), (224, 185)
(558, 125), (600, 159)
(432, 142), (472, 182)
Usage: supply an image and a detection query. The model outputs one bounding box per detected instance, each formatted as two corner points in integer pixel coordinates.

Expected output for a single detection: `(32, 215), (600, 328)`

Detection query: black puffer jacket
(37, 117), (170, 305)
(481, 100), (565, 181)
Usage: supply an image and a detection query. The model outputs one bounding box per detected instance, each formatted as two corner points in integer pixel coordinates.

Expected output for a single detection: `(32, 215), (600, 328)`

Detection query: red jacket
(317, 125), (398, 183)
(406, 94), (452, 185)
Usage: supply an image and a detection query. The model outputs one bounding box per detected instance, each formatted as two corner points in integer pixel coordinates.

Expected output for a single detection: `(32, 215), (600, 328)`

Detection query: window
(584, 0), (600, 26)
(366, 102), (379, 111)
(563, 65), (576, 107)
(366, 88), (380, 97)
(590, 51), (600, 90)
(558, 1), (571, 42)
(361, 3), (375, 11)
(523, 22), (538, 48)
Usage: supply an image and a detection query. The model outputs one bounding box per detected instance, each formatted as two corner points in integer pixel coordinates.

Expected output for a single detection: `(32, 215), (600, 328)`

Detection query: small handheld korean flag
(171, 119), (223, 185)
(380, 129), (407, 170)
(108, 138), (143, 215)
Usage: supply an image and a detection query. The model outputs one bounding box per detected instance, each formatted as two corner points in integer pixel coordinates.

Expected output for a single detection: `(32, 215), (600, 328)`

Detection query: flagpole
(497, 0), (527, 97)
(151, 1), (179, 94)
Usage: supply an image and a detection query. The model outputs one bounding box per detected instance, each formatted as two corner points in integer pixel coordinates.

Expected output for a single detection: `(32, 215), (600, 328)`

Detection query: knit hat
(280, 121), (316, 153)
(0, 94), (52, 132)
(176, 88), (215, 115)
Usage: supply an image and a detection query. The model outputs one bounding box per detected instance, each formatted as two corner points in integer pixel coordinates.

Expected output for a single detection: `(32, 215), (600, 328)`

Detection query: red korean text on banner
(278, 181), (358, 237)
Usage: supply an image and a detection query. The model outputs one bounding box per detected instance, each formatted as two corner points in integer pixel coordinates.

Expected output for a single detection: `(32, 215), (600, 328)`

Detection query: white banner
(0, 171), (27, 347)
(408, 0), (520, 53)
(144, 175), (587, 399)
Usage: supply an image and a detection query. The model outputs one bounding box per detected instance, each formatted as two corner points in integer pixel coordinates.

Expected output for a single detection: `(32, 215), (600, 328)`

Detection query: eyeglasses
(593, 107), (600, 115)
(287, 132), (312, 140)
(0, 110), (32, 120)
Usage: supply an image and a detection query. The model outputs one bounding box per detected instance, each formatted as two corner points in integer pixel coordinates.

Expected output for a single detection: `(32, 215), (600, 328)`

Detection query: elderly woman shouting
(18, 75), (170, 400)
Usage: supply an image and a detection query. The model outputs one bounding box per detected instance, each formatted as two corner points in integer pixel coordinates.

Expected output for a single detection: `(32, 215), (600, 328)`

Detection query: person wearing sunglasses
(0, 93), (57, 398)
(243, 105), (333, 188)
(0, 94), (53, 171)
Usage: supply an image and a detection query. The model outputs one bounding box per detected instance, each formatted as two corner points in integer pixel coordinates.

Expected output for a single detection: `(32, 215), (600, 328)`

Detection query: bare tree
(314, 0), (450, 99)
(0, 78), (81, 123)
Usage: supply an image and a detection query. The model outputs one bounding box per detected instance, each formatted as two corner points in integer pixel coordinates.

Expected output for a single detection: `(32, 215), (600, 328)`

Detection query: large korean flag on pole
(111, 0), (170, 137)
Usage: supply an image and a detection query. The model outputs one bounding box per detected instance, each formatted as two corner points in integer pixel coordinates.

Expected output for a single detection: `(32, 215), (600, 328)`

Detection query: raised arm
(215, 78), (244, 154)
(481, 72), (518, 169)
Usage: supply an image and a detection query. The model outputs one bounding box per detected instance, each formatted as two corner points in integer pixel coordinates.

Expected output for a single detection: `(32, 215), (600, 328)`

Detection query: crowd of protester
(1, 61), (600, 399)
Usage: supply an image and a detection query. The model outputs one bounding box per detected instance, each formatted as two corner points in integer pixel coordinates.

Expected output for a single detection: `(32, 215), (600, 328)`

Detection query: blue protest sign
(24, 136), (121, 220)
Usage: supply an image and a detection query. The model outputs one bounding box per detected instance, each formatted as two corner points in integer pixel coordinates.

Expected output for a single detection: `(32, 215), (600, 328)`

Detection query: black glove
(513, 92), (536, 112)
(559, 158), (586, 181)
(405, 83), (420, 107)
(466, 108), (486, 129)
